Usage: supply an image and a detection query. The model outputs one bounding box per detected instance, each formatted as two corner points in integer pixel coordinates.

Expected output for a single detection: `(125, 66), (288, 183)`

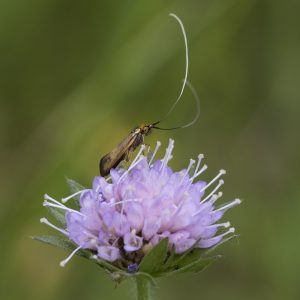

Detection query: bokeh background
(1, 0), (300, 299)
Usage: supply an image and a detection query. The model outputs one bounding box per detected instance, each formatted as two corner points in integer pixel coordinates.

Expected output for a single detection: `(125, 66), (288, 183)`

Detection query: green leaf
(46, 206), (66, 226)
(158, 255), (220, 277)
(139, 238), (168, 274)
(32, 235), (122, 273)
(32, 235), (89, 258)
(175, 248), (204, 268)
(163, 245), (177, 269)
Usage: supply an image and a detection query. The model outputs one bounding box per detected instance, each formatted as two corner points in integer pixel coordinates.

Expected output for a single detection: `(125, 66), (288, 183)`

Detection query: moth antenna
(153, 80), (200, 130)
(157, 13), (189, 123)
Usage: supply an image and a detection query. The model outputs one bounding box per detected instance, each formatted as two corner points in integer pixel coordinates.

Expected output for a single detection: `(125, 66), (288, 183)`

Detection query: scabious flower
(40, 139), (240, 270)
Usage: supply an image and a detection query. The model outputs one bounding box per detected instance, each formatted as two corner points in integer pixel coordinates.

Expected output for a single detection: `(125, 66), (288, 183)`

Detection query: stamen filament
(181, 159), (195, 183)
(190, 154), (204, 181)
(40, 217), (68, 236)
(118, 145), (146, 183)
(192, 194), (218, 217)
(213, 199), (241, 212)
(192, 164), (208, 180)
(59, 246), (82, 267)
(207, 221), (230, 229)
(200, 169), (226, 193)
(62, 190), (86, 203)
(43, 201), (84, 216)
(108, 199), (138, 206)
(200, 180), (224, 203)
(148, 141), (161, 166)
(160, 139), (174, 172)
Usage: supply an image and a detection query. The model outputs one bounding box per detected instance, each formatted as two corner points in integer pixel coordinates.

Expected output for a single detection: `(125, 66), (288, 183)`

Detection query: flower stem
(135, 277), (152, 300)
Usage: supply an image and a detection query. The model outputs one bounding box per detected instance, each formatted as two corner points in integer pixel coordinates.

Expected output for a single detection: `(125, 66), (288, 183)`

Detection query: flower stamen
(198, 227), (235, 248)
(108, 199), (138, 206)
(44, 194), (84, 216)
(213, 198), (241, 212)
(192, 164), (208, 181)
(40, 217), (68, 236)
(148, 141), (161, 166)
(200, 169), (226, 193)
(160, 139), (175, 172)
(181, 159), (195, 184)
(118, 145), (146, 182)
(190, 154), (204, 181)
(62, 190), (86, 203)
(200, 179), (224, 203)
(43, 200), (84, 216)
(59, 246), (82, 267)
(207, 221), (231, 229)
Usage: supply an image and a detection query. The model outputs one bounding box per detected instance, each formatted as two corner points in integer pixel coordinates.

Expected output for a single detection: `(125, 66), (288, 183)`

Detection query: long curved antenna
(157, 13), (189, 123)
(153, 80), (200, 130)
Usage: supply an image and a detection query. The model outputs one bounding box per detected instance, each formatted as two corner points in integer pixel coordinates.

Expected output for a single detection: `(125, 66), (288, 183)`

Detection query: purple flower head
(41, 139), (240, 268)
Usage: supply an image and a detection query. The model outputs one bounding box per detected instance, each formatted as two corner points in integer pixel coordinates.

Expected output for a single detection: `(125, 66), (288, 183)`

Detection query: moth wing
(99, 131), (138, 176)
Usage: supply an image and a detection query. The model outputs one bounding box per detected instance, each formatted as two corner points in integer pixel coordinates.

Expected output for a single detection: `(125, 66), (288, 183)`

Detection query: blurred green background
(1, 0), (300, 299)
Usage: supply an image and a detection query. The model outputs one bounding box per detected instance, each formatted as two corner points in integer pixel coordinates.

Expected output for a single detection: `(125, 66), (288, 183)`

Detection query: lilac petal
(123, 231), (143, 252)
(92, 176), (102, 191)
(125, 202), (144, 231)
(198, 235), (223, 248)
(97, 246), (120, 261)
(142, 217), (161, 240)
(175, 238), (196, 253)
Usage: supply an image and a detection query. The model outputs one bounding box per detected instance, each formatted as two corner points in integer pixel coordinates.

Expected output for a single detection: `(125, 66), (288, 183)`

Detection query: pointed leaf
(163, 245), (177, 269)
(158, 255), (220, 277)
(32, 235), (89, 258)
(139, 238), (168, 274)
(175, 248), (203, 268)
(32, 235), (122, 273)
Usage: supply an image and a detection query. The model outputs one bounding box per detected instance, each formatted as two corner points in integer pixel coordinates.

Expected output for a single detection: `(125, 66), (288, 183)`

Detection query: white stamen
(44, 194), (63, 206)
(200, 180), (224, 203)
(181, 159), (195, 183)
(203, 227), (235, 243)
(200, 169), (226, 193)
(118, 145), (146, 183)
(190, 154), (204, 181)
(160, 139), (175, 172)
(59, 246), (82, 267)
(40, 217), (68, 236)
(43, 201), (84, 216)
(62, 190), (86, 203)
(148, 141), (161, 166)
(130, 144), (146, 169)
(213, 198), (241, 213)
(192, 194), (217, 217)
(207, 221), (231, 229)
(108, 199), (138, 206)
(192, 164), (208, 180)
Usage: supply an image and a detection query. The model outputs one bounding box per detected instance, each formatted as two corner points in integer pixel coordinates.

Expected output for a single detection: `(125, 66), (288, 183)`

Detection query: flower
(40, 139), (240, 269)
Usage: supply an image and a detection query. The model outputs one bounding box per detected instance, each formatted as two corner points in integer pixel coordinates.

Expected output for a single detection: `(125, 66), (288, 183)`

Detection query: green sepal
(158, 255), (221, 277)
(139, 238), (168, 275)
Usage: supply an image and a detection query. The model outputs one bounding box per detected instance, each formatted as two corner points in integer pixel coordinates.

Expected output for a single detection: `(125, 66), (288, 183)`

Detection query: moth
(99, 14), (200, 177)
